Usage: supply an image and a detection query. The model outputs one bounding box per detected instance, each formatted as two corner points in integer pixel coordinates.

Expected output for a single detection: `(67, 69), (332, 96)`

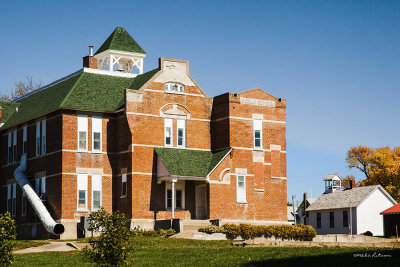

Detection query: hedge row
(199, 224), (316, 241)
(131, 226), (176, 237)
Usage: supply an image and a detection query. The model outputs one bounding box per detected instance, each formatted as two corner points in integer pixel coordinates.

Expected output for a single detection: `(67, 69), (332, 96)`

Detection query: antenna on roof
(89, 46), (94, 57)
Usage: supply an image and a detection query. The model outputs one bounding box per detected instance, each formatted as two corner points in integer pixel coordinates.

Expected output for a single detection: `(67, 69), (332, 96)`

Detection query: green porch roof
(155, 147), (231, 177)
(95, 27), (146, 55)
(0, 68), (159, 129)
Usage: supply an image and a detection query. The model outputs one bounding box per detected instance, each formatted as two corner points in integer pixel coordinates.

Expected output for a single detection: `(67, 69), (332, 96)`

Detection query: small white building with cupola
(306, 174), (397, 236)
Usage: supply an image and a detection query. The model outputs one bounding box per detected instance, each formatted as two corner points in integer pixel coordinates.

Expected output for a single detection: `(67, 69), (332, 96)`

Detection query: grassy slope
(14, 236), (400, 266)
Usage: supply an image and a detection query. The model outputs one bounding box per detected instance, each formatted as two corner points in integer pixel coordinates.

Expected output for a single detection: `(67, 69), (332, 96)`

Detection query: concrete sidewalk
(14, 242), (81, 254)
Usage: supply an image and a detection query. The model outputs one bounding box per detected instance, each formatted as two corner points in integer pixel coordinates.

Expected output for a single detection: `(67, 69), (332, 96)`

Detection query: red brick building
(0, 27), (287, 239)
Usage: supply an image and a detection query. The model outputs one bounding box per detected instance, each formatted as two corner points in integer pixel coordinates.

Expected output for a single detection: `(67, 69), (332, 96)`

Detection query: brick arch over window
(159, 103), (191, 119)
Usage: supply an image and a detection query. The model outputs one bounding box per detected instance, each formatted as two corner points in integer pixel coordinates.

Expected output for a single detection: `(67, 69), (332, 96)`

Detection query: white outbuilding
(306, 182), (396, 236)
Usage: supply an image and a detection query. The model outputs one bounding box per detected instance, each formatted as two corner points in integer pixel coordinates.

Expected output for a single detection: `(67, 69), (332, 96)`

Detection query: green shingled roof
(155, 147), (231, 177)
(1, 68), (159, 129)
(0, 102), (20, 124)
(95, 27), (146, 55)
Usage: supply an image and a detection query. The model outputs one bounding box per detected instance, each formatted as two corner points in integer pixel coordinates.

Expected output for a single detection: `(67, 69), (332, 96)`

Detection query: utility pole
(292, 195), (296, 225)
(349, 197), (352, 236)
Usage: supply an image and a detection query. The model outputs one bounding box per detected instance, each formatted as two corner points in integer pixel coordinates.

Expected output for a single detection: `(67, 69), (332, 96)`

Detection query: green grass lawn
(14, 236), (400, 266)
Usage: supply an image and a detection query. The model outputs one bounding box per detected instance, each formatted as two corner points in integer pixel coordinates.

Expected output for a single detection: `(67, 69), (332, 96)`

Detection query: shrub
(0, 212), (16, 267)
(361, 231), (373, 236)
(204, 223), (317, 241)
(198, 225), (226, 234)
(82, 208), (132, 266)
(131, 227), (176, 237)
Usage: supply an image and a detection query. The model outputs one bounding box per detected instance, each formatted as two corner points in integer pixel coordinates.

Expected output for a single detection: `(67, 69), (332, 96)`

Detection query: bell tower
(94, 27), (146, 74)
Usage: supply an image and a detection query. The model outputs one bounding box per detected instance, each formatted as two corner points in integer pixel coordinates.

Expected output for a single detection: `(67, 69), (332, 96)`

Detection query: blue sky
(1, 0), (399, 203)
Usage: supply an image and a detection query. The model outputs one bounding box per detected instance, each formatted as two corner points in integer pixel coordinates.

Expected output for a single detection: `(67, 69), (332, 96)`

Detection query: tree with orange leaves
(346, 146), (400, 202)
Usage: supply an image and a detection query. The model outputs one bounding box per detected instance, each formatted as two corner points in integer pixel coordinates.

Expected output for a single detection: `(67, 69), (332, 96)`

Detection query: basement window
(165, 82), (184, 93)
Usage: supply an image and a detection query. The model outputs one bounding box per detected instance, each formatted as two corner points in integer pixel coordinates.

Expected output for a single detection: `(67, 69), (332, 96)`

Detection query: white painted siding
(308, 209), (357, 235)
(356, 187), (396, 236)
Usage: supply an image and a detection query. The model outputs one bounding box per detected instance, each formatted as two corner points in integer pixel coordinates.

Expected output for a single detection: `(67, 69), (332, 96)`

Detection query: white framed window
(92, 117), (102, 152)
(41, 120), (46, 155)
(12, 184), (16, 216)
(236, 175), (246, 203)
(164, 118), (173, 146)
(77, 174), (88, 211)
(23, 126), (28, 154)
(165, 82), (184, 93)
(7, 184), (12, 213)
(36, 122), (41, 156)
(21, 191), (27, 216)
(253, 120), (262, 149)
(78, 115), (88, 151)
(92, 174), (102, 211)
(177, 119), (185, 148)
(121, 173), (127, 197)
(8, 132), (12, 164)
(13, 130), (17, 162)
(165, 181), (185, 210)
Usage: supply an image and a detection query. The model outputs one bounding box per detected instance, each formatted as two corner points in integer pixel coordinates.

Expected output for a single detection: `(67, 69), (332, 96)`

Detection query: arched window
(165, 82), (184, 93)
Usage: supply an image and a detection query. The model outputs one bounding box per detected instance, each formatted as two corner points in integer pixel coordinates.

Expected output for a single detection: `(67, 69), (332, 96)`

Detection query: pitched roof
(0, 68), (159, 129)
(323, 173), (343, 181)
(95, 27), (146, 55)
(155, 147), (231, 177)
(306, 185), (381, 211)
(381, 203), (400, 214)
(0, 102), (20, 124)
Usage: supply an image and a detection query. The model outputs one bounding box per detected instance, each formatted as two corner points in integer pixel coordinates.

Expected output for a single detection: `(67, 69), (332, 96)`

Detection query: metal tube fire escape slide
(14, 154), (64, 235)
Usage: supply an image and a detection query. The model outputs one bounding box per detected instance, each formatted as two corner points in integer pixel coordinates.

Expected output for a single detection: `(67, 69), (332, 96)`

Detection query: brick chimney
(83, 46), (97, 69)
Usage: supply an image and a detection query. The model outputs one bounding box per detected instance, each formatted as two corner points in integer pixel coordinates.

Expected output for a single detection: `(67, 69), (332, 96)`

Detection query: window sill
(76, 209), (89, 213)
(91, 150), (103, 154)
(254, 189), (264, 192)
(236, 201), (247, 204)
(77, 150), (89, 153)
(165, 91), (185, 95)
(120, 195), (127, 199)
(165, 208), (185, 211)
(253, 148), (263, 151)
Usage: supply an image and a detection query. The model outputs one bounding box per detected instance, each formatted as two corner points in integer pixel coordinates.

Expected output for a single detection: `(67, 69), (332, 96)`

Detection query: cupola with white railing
(323, 173), (343, 194)
(93, 27), (146, 75)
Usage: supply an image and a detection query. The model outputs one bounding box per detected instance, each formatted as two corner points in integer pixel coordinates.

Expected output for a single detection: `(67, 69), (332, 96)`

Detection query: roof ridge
(59, 72), (85, 108)
(12, 69), (83, 102)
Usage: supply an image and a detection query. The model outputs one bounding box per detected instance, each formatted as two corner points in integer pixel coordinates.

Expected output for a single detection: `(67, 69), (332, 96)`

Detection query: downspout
(14, 154), (64, 235)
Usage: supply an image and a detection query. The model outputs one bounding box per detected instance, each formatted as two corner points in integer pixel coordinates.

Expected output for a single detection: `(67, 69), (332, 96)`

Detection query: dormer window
(165, 82), (184, 93)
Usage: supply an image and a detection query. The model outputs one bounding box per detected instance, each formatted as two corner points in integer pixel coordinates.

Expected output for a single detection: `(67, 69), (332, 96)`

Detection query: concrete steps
(182, 220), (211, 231)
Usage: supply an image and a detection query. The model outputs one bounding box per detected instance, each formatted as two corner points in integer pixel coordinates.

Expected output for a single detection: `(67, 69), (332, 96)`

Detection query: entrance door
(195, 184), (207, 219)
